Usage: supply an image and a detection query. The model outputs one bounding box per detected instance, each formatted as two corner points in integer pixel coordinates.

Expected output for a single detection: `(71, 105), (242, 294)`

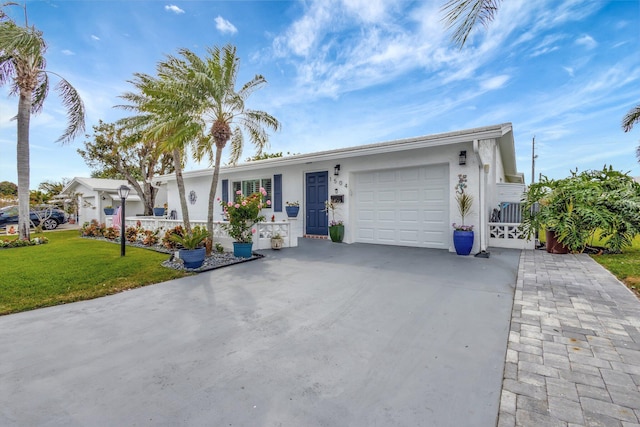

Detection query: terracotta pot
(545, 230), (569, 254)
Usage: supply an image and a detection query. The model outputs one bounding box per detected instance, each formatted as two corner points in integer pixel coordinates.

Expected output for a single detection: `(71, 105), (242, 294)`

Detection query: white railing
(488, 222), (534, 249)
(106, 216), (296, 250)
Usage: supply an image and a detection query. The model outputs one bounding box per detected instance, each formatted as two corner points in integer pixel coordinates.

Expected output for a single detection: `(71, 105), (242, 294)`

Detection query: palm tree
(118, 73), (196, 233)
(441, 0), (502, 48)
(0, 8), (85, 240)
(622, 104), (640, 164)
(156, 44), (281, 251)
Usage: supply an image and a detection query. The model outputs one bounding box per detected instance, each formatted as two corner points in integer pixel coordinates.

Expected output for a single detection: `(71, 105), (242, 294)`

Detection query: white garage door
(354, 164), (449, 248)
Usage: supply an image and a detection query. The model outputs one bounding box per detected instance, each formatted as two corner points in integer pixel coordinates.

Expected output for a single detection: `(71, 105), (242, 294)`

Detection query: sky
(1, 0), (639, 189)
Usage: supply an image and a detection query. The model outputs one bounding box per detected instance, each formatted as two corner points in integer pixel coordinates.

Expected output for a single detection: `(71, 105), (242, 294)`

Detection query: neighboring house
(158, 123), (530, 254)
(60, 178), (166, 224)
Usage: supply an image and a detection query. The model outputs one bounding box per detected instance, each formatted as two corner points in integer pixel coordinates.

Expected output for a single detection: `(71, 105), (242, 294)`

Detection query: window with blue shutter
(273, 174), (282, 212)
(222, 179), (228, 203)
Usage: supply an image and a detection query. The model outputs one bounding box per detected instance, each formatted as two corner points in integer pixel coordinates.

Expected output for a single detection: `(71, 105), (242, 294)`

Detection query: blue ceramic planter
(453, 230), (474, 256)
(179, 247), (206, 269)
(233, 242), (253, 258)
(153, 207), (165, 216)
(286, 206), (299, 218)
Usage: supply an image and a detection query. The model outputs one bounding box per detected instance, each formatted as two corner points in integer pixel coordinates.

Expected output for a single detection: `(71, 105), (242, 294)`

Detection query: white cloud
(480, 75), (510, 91)
(563, 66), (574, 77)
(61, 49), (75, 56)
(91, 35), (100, 41)
(576, 34), (597, 49)
(165, 5), (185, 14)
(214, 16), (238, 35)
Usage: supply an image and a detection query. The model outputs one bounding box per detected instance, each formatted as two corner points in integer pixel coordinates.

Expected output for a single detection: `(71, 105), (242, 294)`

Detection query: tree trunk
(17, 89), (32, 241)
(173, 148), (191, 233)
(206, 144), (225, 256)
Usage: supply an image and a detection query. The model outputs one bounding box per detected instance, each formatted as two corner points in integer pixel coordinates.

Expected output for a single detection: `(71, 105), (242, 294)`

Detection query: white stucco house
(60, 178), (166, 224)
(157, 123), (531, 254)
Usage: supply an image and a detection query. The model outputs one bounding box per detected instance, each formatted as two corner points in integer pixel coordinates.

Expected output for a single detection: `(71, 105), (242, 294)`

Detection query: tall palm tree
(0, 9), (85, 240)
(441, 0), (502, 48)
(622, 104), (640, 164)
(156, 44), (281, 250)
(118, 73), (196, 233)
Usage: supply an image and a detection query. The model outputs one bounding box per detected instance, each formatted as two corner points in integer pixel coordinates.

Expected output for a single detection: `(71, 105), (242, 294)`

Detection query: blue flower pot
(153, 207), (165, 216)
(179, 247), (206, 269)
(233, 242), (253, 258)
(286, 206), (299, 218)
(104, 208), (115, 215)
(453, 230), (474, 256)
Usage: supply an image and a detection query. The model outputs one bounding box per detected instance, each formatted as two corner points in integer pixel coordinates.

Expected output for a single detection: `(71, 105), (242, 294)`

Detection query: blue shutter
(273, 174), (282, 212)
(222, 179), (229, 203)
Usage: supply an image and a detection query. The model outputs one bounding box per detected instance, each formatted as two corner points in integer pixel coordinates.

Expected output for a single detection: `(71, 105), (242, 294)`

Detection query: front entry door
(305, 171), (328, 235)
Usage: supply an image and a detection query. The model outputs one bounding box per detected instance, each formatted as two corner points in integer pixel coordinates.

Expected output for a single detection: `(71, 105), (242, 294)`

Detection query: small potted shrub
(285, 201), (300, 218)
(221, 189), (268, 258)
(103, 206), (114, 215)
(271, 232), (284, 250)
(324, 200), (344, 243)
(169, 226), (209, 268)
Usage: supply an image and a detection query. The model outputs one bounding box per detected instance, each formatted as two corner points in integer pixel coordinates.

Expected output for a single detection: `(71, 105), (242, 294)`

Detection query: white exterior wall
(169, 142), (487, 253)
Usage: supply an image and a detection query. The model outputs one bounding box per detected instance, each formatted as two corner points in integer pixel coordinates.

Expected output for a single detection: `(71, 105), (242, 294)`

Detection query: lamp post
(118, 185), (130, 256)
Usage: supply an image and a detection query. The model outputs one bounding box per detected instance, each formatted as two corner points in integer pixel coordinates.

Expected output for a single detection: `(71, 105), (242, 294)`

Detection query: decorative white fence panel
(107, 216), (296, 250)
(489, 222), (534, 249)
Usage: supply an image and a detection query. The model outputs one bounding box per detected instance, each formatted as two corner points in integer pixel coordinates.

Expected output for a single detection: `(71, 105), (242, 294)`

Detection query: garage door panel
(399, 189), (419, 202)
(355, 164), (449, 249)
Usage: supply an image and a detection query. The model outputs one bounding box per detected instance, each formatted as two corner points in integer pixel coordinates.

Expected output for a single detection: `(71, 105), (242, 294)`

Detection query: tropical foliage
(152, 44), (281, 249)
(521, 166), (640, 253)
(453, 173), (473, 231)
(79, 120), (175, 215)
(221, 189), (268, 243)
(0, 4), (85, 240)
(169, 226), (209, 250)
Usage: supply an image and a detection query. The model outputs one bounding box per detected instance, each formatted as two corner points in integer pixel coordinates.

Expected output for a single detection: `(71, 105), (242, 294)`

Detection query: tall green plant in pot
(452, 174), (474, 255)
(521, 166), (640, 254)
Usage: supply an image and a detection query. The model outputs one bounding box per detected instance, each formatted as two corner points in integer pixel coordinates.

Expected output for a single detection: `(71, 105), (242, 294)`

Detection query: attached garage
(353, 164), (449, 248)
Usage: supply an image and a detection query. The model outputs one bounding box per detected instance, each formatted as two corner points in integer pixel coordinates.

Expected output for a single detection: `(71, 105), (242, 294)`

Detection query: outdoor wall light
(459, 151), (467, 166)
(117, 185), (130, 256)
(334, 164), (341, 176)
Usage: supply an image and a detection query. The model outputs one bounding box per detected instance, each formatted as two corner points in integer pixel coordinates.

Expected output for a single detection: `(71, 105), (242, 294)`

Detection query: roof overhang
(157, 123), (523, 182)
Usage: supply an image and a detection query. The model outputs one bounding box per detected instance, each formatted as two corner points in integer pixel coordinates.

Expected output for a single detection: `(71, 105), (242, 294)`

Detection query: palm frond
(441, 0), (501, 48)
(228, 127), (244, 166)
(622, 104), (640, 132)
(52, 75), (85, 143)
(30, 71), (47, 113)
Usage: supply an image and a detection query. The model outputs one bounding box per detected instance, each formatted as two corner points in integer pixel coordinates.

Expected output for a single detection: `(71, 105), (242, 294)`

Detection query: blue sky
(1, 0), (639, 188)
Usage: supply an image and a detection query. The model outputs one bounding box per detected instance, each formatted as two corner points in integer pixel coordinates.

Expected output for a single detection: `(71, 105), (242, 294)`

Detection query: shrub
(103, 227), (119, 240)
(141, 229), (160, 246)
(162, 225), (185, 249)
(0, 236), (49, 249)
(521, 166), (640, 253)
(81, 220), (105, 237)
(125, 226), (140, 243)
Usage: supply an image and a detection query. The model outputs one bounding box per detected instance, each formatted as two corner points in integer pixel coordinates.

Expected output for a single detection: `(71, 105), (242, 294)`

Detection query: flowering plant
(452, 223), (474, 231)
(221, 189), (269, 243)
(324, 200), (343, 227)
(286, 201), (299, 207)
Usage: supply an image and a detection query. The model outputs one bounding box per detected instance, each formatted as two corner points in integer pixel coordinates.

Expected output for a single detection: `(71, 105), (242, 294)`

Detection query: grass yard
(590, 235), (640, 297)
(0, 230), (189, 315)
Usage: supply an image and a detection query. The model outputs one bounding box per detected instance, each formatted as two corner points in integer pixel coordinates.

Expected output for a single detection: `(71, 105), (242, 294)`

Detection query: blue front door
(305, 171), (328, 235)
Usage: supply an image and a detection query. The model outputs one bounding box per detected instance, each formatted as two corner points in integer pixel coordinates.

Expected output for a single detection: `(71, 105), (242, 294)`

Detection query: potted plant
(271, 232), (284, 250)
(221, 188), (269, 258)
(520, 167), (640, 254)
(325, 200), (344, 243)
(452, 174), (474, 255)
(153, 205), (166, 217)
(286, 201), (300, 218)
(103, 206), (114, 215)
(169, 225), (209, 268)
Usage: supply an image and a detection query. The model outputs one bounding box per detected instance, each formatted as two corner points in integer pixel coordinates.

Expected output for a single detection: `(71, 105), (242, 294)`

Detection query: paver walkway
(498, 249), (640, 427)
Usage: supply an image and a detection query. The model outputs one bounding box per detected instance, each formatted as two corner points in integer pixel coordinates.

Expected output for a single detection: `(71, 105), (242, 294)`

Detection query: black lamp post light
(118, 185), (130, 257)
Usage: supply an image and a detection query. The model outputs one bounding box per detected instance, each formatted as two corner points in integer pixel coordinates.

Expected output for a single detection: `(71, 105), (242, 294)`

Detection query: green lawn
(0, 230), (189, 315)
(590, 235), (640, 296)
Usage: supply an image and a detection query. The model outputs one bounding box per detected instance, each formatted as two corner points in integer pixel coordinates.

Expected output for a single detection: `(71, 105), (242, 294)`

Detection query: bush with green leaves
(0, 236), (49, 249)
(521, 166), (640, 253)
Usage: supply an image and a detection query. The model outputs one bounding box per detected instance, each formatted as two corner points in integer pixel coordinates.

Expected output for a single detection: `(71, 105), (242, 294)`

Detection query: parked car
(0, 205), (68, 231)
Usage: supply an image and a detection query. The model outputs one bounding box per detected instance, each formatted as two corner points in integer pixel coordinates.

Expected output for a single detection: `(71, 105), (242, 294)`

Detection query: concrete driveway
(0, 240), (520, 426)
